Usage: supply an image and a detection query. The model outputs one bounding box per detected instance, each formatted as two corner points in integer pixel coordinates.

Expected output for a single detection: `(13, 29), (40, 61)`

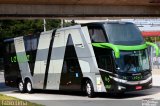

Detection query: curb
(152, 86), (160, 88)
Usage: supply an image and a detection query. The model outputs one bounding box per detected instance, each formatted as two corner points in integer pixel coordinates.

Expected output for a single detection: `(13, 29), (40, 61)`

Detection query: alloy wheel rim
(19, 82), (23, 91)
(86, 83), (91, 95)
(27, 82), (32, 91)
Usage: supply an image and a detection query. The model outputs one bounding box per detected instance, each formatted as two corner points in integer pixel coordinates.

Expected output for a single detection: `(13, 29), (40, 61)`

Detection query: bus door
(60, 27), (83, 91)
(61, 58), (82, 91)
(98, 55), (115, 90)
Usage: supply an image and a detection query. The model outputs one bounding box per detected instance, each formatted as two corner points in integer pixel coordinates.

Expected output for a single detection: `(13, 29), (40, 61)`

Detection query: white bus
(3, 22), (159, 97)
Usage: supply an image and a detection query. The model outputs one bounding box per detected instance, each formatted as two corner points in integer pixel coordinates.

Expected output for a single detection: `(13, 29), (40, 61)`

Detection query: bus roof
(82, 21), (134, 26)
(4, 38), (14, 43)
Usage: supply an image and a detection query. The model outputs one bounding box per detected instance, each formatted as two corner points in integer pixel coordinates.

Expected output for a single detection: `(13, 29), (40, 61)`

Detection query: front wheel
(26, 80), (33, 93)
(18, 80), (25, 93)
(85, 80), (95, 98)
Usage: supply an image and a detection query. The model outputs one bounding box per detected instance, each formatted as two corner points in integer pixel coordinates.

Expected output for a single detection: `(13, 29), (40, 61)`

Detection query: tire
(85, 80), (95, 98)
(26, 80), (33, 93)
(18, 80), (25, 93)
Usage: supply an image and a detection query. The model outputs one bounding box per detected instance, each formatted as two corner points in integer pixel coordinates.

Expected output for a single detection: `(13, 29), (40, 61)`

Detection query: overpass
(0, 0), (160, 18)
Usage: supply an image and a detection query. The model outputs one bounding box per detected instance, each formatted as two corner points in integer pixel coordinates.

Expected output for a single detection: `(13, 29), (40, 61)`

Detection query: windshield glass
(115, 50), (149, 73)
(104, 23), (144, 45)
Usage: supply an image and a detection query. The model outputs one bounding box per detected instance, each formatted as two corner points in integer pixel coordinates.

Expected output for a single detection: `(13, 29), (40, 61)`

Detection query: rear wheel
(85, 80), (95, 98)
(26, 80), (33, 93)
(18, 80), (25, 93)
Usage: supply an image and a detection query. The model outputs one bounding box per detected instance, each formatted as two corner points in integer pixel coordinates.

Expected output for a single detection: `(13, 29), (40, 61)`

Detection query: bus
(3, 22), (159, 97)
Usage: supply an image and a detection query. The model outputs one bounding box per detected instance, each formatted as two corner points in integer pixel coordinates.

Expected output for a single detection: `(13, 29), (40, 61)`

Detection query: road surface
(0, 72), (160, 106)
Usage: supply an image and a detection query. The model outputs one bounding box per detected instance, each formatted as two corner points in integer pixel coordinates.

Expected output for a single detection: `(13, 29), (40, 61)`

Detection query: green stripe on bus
(146, 42), (159, 57)
(92, 42), (159, 58)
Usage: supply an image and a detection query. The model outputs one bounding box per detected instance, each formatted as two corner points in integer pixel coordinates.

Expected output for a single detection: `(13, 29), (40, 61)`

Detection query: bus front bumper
(110, 76), (152, 92)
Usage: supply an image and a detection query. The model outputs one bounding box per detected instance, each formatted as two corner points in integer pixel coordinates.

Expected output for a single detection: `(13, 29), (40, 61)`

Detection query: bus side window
(24, 36), (38, 51)
(31, 37), (38, 50)
(24, 38), (31, 51)
(98, 55), (113, 72)
(88, 26), (106, 42)
(62, 61), (67, 73)
(6, 43), (10, 54)
(10, 42), (15, 53)
(5, 42), (15, 54)
(68, 60), (77, 73)
(63, 59), (80, 73)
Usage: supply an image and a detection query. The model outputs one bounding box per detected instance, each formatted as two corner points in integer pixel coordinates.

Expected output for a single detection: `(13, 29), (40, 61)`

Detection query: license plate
(136, 86), (142, 90)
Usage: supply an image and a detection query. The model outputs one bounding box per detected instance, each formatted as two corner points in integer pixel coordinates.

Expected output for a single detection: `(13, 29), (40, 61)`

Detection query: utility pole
(43, 19), (46, 32)
(61, 19), (64, 28)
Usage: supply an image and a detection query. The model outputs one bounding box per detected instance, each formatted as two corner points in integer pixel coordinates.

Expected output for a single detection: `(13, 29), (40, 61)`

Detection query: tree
(0, 19), (61, 39)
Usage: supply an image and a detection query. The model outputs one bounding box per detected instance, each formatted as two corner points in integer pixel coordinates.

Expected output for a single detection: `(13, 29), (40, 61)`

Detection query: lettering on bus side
(10, 55), (30, 63)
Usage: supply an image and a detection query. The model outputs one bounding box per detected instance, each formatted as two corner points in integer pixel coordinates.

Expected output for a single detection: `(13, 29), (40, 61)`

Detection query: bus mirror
(146, 42), (159, 57)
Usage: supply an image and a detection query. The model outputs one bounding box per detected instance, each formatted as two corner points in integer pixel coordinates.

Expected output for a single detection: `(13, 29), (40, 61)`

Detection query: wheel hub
(19, 82), (23, 91)
(27, 82), (31, 91)
(86, 83), (91, 95)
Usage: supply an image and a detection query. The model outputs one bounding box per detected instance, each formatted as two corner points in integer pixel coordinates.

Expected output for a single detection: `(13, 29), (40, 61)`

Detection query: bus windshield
(115, 50), (150, 73)
(104, 23), (144, 45)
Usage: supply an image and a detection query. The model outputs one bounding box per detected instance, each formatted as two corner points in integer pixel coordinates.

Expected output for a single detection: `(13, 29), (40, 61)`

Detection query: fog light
(118, 86), (126, 90)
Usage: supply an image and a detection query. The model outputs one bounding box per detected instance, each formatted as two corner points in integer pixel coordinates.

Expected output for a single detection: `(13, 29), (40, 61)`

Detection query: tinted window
(10, 42), (15, 53)
(67, 34), (74, 46)
(104, 23), (144, 45)
(5, 42), (15, 54)
(24, 36), (38, 51)
(62, 61), (67, 73)
(98, 55), (113, 72)
(31, 38), (38, 50)
(5, 43), (10, 54)
(115, 50), (150, 73)
(88, 26), (106, 42)
(65, 45), (77, 59)
(94, 47), (114, 72)
(63, 59), (80, 73)
(24, 38), (31, 51)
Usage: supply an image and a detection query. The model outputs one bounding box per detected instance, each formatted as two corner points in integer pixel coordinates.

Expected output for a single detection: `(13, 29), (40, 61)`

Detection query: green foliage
(0, 94), (44, 106)
(46, 19), (61, 30)
(0, 19), (61, 39)
(63, 20), (77, 27)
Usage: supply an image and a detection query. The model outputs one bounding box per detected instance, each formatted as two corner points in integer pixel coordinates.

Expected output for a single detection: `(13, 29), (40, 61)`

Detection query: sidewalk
(152, 69), (160, 87)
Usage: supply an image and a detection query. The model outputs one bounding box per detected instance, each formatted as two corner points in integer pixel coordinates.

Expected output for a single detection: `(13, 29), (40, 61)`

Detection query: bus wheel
(85, 80), (95, 98)
(26, 80), (33, 93)
(18, 80), (25, 93)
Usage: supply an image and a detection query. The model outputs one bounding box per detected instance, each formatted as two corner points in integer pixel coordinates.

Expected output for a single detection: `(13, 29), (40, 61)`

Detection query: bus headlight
(96, 77), (102, 92)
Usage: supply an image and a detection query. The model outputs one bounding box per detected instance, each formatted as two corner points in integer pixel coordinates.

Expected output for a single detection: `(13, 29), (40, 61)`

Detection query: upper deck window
(24, 35), (39, 51)
(5, 41), (15, 54)
(88, 26), (107, 42)
(104, 23), (144, 45)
